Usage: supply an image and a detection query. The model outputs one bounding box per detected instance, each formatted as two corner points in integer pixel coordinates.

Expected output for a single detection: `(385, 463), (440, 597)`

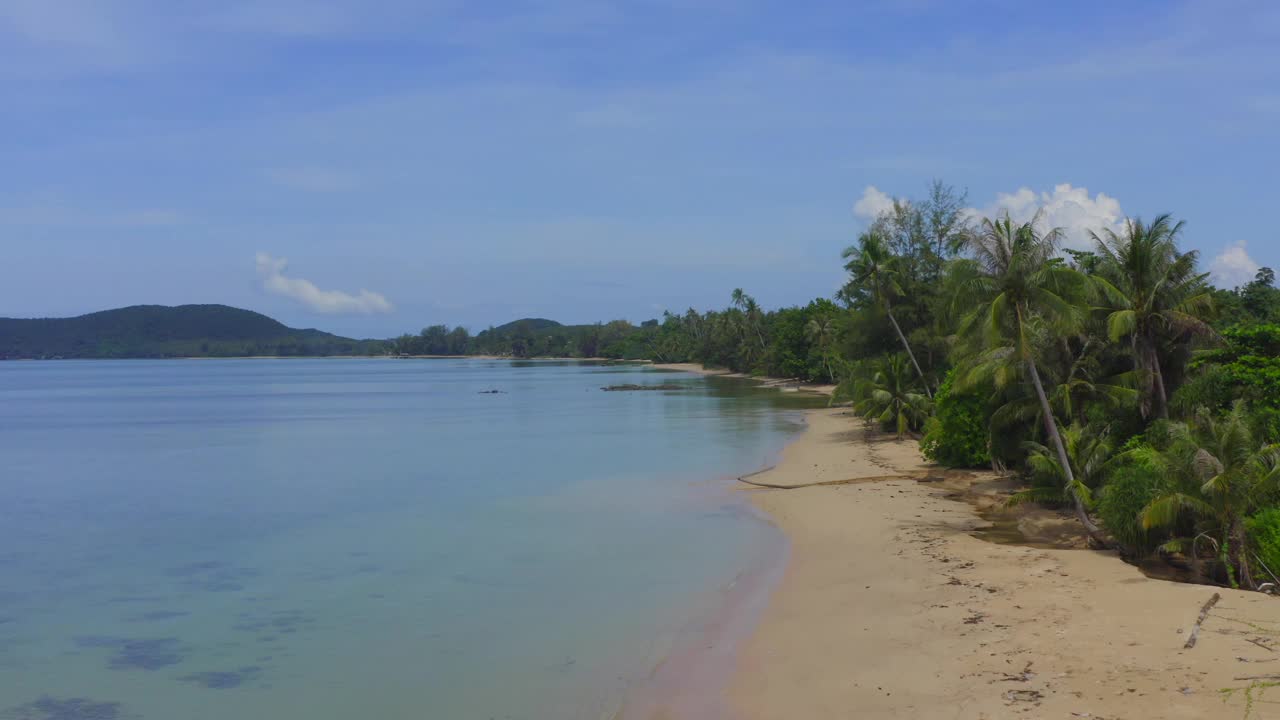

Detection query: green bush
(1247, 508), (1280, 579)
(1096, 460), (1168, 556)
(920, 369), (990, 468)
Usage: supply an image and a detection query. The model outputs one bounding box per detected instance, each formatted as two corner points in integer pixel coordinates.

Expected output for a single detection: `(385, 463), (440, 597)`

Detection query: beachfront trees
(1138, 401), (1280, 589)
(841, 231), (933, 397)
(837, 354), (931, 439)
(951, 212), (1107, 542)
(806, 314), (838, 382)
(1090, 215), (1215, 419)
(1013, 423), (1116, 511)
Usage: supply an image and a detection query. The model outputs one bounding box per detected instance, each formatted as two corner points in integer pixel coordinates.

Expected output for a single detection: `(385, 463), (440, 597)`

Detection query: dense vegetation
(9, 181), (1280, 592)
(0, 305), (386, 358)
(391, 180), (1280, 591)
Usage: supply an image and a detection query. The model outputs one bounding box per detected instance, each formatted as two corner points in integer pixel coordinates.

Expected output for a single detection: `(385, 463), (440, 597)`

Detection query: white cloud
(852, 185), (895, 220)
(1209, 241), (1261, 288)
(265, 167), (360, 192)
(967, 183), (1124, 250)
(255, 252), (393, 314)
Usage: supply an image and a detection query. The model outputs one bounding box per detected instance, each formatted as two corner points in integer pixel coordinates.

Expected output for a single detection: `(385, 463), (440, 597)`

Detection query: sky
(2, 0), (1278, 338)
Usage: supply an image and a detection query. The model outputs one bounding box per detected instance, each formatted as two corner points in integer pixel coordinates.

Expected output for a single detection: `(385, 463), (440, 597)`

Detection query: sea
(0, 359), (822, 719)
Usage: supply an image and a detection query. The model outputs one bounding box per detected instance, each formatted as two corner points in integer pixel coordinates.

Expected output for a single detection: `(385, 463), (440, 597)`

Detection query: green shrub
(1096, 460), (1168, 556)
(920, 369), (990, 468)
(1247, 508), (1280, 579)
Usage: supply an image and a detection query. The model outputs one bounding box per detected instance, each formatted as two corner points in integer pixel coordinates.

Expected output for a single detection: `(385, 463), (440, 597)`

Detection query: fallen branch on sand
(1184, 592), (1222, 649)
(732, 468), (942, 489)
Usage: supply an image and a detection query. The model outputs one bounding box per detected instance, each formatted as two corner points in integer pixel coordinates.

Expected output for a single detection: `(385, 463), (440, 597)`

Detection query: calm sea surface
(0, 359), (821, 719)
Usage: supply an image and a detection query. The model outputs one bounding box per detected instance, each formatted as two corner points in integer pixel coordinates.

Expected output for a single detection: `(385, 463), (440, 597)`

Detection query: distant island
(0, 304), (685, 362)
(0, 304), (386, 359)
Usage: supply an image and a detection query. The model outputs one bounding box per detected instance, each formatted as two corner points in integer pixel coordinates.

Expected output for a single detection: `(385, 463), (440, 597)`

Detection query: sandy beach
(721, 408), (1280, 719)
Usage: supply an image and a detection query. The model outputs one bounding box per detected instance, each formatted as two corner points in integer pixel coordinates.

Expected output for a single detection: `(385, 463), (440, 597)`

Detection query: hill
(489, 318), (563, 334)
(0, 304), (387, 359)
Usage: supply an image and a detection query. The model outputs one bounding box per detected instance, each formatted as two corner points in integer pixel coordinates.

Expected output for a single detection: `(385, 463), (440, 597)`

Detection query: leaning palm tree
(952, 212), (1106, 542)
(805, 315), (838, 382)
(836, 354), (931, 439)
(1010, 423), (1115, 510)
(989, 338), (1139, 432)
(1089, 214), (1215, 419)
(1138, 401), (1280, 589)
(842, 231), (932, 398)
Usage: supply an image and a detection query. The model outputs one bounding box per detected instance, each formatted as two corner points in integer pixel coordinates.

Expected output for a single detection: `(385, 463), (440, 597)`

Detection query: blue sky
(2, 0), (1277, 337)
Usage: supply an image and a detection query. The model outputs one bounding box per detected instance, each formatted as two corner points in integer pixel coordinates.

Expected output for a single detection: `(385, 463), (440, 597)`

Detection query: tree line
(390, 179), (1280, 590)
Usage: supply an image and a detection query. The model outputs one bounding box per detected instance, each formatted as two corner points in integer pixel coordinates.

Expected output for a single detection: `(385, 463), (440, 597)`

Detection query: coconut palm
(1010, 423), (1116, 509)
(841, 231), (933, 398)
(989, 338), (1139, 431)
(1137, 401), (1280, 589)
(1089, 214), (1215, 419)
(731, 288), (767, 350)
(951, 212), (1106, 542)
(805, 314), (838, 382)
(836, 354), (930, 439)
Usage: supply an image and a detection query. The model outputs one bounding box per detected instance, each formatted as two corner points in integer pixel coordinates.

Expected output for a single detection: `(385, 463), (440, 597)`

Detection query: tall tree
(1090, 214), (1215, 419)
(842, 231), (933, 398)
(805, 314), (838, 382)
(952, 212), (1106, 542)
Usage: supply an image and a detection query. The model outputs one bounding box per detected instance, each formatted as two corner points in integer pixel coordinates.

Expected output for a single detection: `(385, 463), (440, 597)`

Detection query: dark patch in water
(180, 665), (261, 689)
(164, 561), (259, 593)
(6, 696), (124, 719)
(74, 636), (186, 671)
(233, 609), (316, 642)
(104, 596), (165, 605)
(164, 561), (227, 577)
(125, 610), (188, 623)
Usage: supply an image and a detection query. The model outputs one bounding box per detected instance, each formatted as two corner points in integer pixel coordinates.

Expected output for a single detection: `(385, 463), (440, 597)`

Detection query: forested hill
(0, 304), (387, 359)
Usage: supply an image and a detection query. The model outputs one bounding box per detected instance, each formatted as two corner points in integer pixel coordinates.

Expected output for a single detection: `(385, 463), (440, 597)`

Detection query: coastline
(651, 362), (838, 396)
(726, 408), (1279, 719)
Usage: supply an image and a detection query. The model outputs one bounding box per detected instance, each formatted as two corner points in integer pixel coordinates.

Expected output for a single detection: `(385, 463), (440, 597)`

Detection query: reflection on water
(0, 359), (823, 719)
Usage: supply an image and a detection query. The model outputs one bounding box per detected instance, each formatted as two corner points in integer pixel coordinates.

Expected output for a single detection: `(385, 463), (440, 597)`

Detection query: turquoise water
(0, 359), (820, 719)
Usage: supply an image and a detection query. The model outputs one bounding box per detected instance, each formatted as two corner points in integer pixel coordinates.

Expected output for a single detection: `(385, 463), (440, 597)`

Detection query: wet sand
(728, 408), (1280, 719)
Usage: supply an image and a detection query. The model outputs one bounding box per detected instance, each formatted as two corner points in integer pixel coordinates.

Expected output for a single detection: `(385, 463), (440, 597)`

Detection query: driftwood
(1184, 592), (1222, 649)
(1232, 674), (1280, 681)
(601, 384), (682, 392)
(736, 463), (945, 490)
(1247, 637), (1277, 653)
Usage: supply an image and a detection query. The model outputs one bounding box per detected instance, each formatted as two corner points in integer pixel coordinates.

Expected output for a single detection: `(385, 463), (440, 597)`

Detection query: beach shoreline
(650, 362), (837, 396)
(721, 408), (1279, 719)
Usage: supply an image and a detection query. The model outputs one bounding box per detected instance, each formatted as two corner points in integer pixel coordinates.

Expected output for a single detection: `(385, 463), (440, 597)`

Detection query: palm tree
(952, 212), (1106, 542)
(989, 338), (1138, 431)
(805, 315), (838, 382)
(730, 289), (767, 349)
(1010, 423), (1115, 510)
(1089, 214), (1215, 419)
(836, 354), (931, 439)
(1138, 401), (1280, 589)
(842, 231), (932, 398)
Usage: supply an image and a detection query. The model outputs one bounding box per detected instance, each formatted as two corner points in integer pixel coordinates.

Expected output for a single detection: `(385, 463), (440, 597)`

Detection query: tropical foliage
(375, 178), (1280, 591)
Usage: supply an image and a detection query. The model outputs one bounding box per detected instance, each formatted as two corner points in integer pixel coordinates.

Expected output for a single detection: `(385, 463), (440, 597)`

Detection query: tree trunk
(1233, 518), (1255, 590)
(886, 308), (932, 400)
(1149, 344), (1170, 420)
(1026, 359), (1108, 545)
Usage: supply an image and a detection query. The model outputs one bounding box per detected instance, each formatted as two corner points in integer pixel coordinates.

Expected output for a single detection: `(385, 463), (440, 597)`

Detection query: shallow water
(0, 359), (821, 719)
